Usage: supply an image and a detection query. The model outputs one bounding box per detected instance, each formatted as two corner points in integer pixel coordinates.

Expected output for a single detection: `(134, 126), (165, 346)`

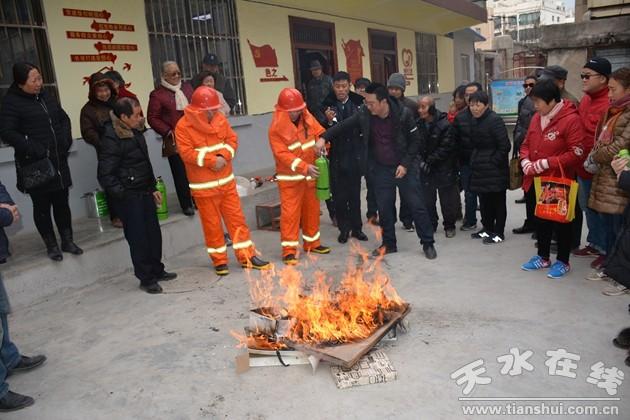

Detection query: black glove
(418, 160), (431, 176)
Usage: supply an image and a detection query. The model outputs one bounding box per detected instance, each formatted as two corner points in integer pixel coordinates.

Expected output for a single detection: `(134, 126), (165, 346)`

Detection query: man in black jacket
(318, 84), (436, 259)
(318, 72), (368, 243)
(452, 82), (482, 231)
(98, 98), (177, 294)
(416, 96), (459, 238)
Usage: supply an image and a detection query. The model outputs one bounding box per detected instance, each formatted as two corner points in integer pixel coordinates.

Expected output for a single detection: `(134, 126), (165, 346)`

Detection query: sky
(564, 0), (575, 10)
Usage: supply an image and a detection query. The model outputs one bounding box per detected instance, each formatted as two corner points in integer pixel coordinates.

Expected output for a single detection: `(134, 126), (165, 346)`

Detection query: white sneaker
(586, 270), (611, 281)
(602, 281), (630, 296)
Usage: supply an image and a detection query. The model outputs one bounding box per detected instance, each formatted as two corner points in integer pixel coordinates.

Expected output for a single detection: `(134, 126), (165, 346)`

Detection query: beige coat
(589, 105), (630, 215)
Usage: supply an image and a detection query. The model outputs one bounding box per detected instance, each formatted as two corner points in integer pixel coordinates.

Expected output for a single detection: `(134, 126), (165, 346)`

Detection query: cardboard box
(330, 350), (397, 389)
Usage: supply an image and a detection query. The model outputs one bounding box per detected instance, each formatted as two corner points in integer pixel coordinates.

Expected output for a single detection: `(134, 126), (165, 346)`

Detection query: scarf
(540, 100), (564, 131)
(597, 93), (630, 145)
(160, 78), (189, 111)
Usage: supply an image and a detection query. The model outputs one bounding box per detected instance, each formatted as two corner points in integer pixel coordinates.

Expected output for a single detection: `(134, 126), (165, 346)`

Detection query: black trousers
(537, 217), (572, 264)
(423, 180), (460, 231)
(372, 162), (434, 248)
(365, 174), (378, 218)
(168, 154), (193, 211)
(478, 191), (507, 236)
(29, 188), (73, 242)
(524, 186), (537, 228)
(398, 194), (413, 227)
(114, 192), (164, 285)
(334, 170), (363, 233)
(571, 198), (583, 250)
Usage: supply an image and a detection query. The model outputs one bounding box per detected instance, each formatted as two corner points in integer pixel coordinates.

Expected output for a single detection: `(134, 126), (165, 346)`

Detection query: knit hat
(309, 60), (322, 70)
(387, 73), (406, 91)
(583, 57), (612, 77)
(354, 77), (371, 88)
(538, 65), (568, 81)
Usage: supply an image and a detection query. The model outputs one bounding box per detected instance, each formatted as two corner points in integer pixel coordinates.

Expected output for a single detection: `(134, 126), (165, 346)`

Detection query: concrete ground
(3, 189), (629, 420)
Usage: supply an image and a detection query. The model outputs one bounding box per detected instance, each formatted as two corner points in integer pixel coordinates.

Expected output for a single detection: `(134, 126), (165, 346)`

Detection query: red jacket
(577, 87), (609, 180)
(520, 100), (585, 192)
(147, 83), (194, 137)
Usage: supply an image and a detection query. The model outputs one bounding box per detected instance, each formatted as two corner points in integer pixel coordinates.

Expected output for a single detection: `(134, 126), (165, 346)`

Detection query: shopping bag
(533, 160), (578, 223)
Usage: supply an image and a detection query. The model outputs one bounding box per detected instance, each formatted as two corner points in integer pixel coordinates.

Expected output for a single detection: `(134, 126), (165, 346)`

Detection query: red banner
(94, 42), (137, 52)
(66, 31), (114, 42)
(342, 39), (364, 83)
(70, 53), (117, 64)
(91, 20), (134, 32)
(63, 8), (111, 20)
(247, 40), (279, 68)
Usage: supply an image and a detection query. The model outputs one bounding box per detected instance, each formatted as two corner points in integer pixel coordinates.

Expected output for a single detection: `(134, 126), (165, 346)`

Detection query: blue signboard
(490, 79), (525, 117)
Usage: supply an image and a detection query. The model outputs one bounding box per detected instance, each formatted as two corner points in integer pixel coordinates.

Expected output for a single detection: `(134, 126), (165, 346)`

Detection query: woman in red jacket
(519, 79), (586, 279)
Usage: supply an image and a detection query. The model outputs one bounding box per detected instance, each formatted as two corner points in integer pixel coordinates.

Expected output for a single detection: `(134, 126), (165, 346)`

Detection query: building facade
(0, 0), (485, 234)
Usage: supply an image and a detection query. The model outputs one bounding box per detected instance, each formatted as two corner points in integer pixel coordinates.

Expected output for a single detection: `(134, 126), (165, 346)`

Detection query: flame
(244, 245), (406, 347)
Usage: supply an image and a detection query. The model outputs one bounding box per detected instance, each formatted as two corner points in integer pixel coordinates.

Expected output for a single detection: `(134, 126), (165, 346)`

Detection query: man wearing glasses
(572, 57), (612, 266)
(513, 75), (538, 233)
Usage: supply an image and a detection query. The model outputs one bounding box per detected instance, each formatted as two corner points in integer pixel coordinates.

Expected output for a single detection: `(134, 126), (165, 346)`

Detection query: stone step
(3, 183), (279, 310)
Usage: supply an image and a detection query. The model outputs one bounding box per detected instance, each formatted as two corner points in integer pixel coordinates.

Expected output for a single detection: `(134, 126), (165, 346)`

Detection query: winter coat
(175, 107), (238, 198)
(322, 97), (421, 174)
(306, 75), (333, 117)
(317, 91), (365, 174)
(79, 73), (117, 149)
(0, 84), (73, 193)
(211, 72), (236, 110)
(147, 83), (194, 157)
(577, 87), (609, 180)
(469, 108), (511, 193)
(97, 112), (157, 200)
(605, 170), (630, 285)
(588, 103), (630, 215)
(513, 95), (535, 155)
(519, 100), (585, 192)
(417, 110), (457, 187)
(397, 96), (419, 119)
(452, 107), (475, 165)
(0, 180), (15, 262)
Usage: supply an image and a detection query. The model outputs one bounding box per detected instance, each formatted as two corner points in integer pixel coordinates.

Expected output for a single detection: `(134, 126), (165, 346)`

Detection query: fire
(243, 244), (406, 347)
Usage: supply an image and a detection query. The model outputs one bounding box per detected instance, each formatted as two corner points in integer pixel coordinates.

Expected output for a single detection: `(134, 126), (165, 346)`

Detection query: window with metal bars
(0, 0), (57, 101)
(144, 0), (247, 114)
(415, 32), (438, 95)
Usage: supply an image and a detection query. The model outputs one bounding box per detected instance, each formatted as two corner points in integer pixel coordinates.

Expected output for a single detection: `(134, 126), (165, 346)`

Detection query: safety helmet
(275, 88), (306, 112)
(190, 86), (221, 111)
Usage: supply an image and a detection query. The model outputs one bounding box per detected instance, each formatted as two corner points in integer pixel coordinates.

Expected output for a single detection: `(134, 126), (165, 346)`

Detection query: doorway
(289, 16), (337, 96)
(368, 29), (398, 85)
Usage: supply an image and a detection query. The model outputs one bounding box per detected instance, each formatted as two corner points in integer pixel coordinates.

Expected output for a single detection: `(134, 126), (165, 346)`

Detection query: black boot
(43, 235), (62, 262)
(60, 230), (83, 255)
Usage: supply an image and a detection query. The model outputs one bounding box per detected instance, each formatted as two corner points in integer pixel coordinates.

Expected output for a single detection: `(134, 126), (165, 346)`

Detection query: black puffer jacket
(469, 108), (511, 193)
(97, 112), (157, 200)
(317, 91), (365, 173)
(0, 84), (73, 193)
(513, 95), (535, 156)
(452, 107), (474, 165)
(417, 110), (457, 186)
(606, 170), (630, 285)
(322, 96), (420, 174)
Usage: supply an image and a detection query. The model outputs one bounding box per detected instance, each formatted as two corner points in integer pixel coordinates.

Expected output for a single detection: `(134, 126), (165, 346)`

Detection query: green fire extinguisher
(156, 176), (169, 220)
(315, 154), (330, 201)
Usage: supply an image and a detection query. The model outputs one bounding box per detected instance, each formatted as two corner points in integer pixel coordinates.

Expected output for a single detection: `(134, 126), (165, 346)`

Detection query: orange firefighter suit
(175, 88), (258, 268)
(268, 90), (326, 258)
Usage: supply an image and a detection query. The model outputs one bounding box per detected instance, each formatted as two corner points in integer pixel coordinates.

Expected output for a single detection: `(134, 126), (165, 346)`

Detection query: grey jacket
(513, 95), (535, 156)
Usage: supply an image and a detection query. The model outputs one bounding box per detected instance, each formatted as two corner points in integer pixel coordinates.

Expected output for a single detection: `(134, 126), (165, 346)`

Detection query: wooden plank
(287, 305), (410, 368)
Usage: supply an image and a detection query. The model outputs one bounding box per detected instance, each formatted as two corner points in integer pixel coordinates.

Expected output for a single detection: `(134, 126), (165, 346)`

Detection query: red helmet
(190, 86), (221, 111)
(275, 88), (306, 112)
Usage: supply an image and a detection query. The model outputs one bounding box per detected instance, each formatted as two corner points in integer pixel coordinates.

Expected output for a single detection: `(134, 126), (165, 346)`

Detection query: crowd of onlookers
(0, 51), (629, 410)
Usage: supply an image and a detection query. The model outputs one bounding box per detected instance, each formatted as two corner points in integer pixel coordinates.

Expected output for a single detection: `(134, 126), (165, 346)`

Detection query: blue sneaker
(547, 261), (570, 279)
(521, 255), (551, 271)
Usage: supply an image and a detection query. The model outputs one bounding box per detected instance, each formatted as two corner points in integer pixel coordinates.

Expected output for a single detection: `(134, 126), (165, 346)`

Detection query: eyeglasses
(580, 73), (599, 80)
(523, 83), (535, 88)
